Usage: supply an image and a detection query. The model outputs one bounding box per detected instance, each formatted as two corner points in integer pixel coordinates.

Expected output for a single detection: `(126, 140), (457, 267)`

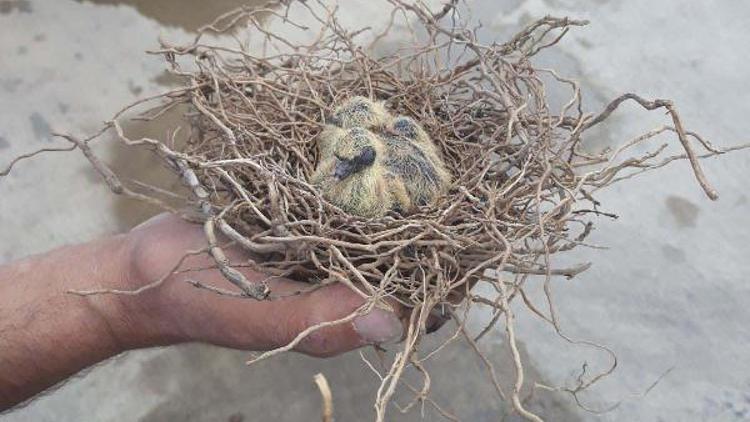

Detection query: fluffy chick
(387, 116), (438, 156)
(326, 96), (392, 130)
(313, 97), (452, 216)
(311, 127), (410, 218)
(383, 116), (451, 205)
(317, 97), (390, 159)
(382, 133), (451, 208)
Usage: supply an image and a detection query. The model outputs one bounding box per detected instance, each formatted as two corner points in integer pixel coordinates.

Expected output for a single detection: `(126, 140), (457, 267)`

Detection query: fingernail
(353, 308), (403, 345)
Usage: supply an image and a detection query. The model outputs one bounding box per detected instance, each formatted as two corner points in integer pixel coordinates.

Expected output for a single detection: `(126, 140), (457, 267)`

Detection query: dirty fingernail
(353, 309), (403, 345)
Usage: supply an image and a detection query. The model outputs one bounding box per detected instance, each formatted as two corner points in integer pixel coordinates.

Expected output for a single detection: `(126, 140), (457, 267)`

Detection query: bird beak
(334, 160), (353, 180)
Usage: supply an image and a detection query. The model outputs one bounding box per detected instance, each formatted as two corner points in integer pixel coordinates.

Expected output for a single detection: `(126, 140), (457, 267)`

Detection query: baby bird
(382, 133), (451, 207)
(326, 96), (391, 130)
(387, 116), (440, 160)
(384, 116), (451, 206)
(318, 96), (392, 160)
(312, 97), (452, 217)
(311, 127), (410, 217)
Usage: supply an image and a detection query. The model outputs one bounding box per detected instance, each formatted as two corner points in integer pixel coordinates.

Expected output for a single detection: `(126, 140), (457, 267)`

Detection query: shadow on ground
(134, 326), (581, 421)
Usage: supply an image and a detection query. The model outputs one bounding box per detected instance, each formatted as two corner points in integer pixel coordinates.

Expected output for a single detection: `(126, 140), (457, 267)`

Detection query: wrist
(0, 233), (159, 408)
(109, 229), (189, 350)
(65, 232), (164, 353)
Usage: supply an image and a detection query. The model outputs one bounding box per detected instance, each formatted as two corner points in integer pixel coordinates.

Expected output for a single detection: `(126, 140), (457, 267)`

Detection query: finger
(179, 277), (404, 357)
(273, 282), (405, 357)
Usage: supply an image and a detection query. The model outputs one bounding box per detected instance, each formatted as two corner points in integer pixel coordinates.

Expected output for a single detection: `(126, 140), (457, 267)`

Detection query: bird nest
(7, 0), (739, 420)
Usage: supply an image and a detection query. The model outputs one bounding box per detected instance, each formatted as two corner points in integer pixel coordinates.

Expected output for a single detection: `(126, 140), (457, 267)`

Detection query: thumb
(282, 283), (404, 357)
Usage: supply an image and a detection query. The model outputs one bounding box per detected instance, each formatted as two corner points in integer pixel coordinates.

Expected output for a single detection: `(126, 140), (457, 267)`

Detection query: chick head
(326, 96), (391, 129)
(388, 116), (431, 143)
(331, 127), (382, 180)
(317, 124), (347, 159)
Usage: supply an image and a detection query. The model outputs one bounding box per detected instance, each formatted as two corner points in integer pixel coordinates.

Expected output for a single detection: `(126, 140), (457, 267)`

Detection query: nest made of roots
(6, 0), (741, 420)
(143, 0), (724, 306)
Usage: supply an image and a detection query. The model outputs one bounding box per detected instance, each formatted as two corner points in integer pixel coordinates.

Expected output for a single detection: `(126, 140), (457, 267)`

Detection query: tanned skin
(0, 213), (408, 411)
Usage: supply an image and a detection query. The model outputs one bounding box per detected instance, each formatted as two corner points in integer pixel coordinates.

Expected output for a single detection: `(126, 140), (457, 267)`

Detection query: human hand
(117, 213), (406, 357)
(0, 212), (411, 410)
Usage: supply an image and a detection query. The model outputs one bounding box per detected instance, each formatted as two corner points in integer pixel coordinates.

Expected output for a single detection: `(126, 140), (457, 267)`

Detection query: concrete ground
(1, 0), (749, 421)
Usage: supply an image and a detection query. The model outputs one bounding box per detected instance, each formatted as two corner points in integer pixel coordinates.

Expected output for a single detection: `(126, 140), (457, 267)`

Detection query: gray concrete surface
(1, 0), (749, 421)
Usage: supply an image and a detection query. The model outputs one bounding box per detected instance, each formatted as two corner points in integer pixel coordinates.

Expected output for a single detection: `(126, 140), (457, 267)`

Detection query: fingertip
(352, 307), (403, 345)
(290, 283), (404, 357)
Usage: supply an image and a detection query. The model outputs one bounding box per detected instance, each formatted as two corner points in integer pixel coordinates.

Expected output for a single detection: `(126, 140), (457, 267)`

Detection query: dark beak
(334, 160), (353, 180)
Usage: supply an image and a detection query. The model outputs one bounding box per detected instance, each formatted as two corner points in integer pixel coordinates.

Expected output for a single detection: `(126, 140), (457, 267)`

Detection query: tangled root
(3, 1), (744, 420)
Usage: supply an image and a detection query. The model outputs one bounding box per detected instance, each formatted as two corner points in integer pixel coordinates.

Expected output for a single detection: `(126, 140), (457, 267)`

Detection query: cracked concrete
(1, 0), (749, 421)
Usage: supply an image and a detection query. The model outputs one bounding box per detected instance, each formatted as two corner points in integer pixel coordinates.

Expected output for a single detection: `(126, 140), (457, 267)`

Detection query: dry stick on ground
(1, 0), (746, 420)
(313, 373), (334, 422)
